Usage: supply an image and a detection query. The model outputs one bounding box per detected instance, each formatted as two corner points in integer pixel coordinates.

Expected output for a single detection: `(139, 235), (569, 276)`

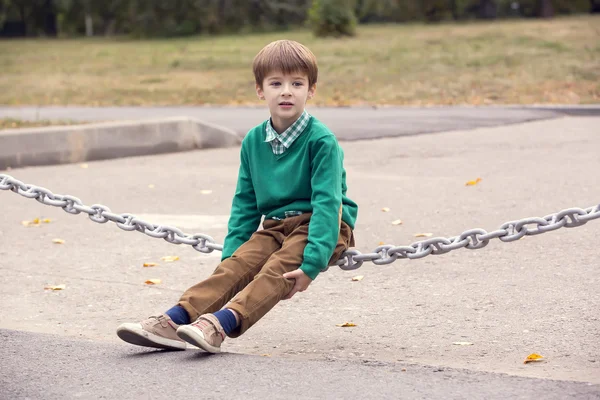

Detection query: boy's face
(256, 71), (316, 132)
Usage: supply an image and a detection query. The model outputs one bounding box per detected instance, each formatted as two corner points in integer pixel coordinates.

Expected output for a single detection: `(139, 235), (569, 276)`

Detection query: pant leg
(178, 221), (285, 321)
(226, 214), (353, 337)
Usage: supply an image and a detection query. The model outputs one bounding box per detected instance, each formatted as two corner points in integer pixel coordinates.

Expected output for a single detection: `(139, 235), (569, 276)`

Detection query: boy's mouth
(279, 102), (294, 106)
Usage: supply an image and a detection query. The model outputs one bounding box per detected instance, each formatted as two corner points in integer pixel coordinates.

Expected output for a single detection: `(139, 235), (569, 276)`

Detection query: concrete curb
(0, 116), (241, 170)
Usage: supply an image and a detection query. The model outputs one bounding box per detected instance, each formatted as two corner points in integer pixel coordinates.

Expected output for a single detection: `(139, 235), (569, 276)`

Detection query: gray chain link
(2, 173), (599, 271)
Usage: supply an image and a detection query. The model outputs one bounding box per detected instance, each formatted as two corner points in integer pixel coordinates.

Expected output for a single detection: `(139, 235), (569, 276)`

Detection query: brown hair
(253, 40), (318, 89)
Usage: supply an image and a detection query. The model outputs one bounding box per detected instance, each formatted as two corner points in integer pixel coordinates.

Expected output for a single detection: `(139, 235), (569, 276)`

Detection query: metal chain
(2, 173), (599, 271)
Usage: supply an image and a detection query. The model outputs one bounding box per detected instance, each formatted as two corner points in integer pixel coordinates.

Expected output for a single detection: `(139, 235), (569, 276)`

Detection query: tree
(307, 0), (357, 37)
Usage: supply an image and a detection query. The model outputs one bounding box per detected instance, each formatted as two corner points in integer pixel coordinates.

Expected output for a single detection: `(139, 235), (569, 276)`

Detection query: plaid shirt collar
(264, 110), (311, 155)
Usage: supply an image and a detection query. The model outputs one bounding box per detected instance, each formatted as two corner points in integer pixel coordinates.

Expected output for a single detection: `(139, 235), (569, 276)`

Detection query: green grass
(0, 15), (598, 106)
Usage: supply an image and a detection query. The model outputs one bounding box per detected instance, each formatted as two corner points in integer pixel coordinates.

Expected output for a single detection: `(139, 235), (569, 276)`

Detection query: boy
(117, 40), (358, 353)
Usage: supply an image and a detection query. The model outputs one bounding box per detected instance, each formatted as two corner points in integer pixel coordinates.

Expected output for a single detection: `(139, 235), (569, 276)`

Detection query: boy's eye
(293, 82), (303, 87)
(270, 82), (280, 86)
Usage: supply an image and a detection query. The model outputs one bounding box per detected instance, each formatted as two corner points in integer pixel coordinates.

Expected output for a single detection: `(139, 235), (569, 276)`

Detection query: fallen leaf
(465, 177), (482, 186)
(524, 353), (544, 364)
(453, 342), (474, 346)
(261, 354), (271, 357)
(352, 275), (364, 281)
(52, 238), (65, 244)
(336, 322), (357, 327)
(44, 284), (66, 290)
(80, 163), (89, 169)
(414, 233), (433, 237)
(42, 218), (51, 223)
(381, 207), (390, 212)
(22, 217), (42, 227)
(401, 368), (407, 372)
(378, 241), (385, 245)
(143, 262), (158, 267)
(145, 279), (161, 285)
(161, 256), (179, 262)
(200, 189), (213, 195)
(392, 219), (403, 225)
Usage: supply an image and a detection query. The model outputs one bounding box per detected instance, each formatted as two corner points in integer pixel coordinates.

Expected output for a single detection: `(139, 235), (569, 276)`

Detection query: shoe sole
(176, 326), (221, 353)
(116, 323), (187, 351)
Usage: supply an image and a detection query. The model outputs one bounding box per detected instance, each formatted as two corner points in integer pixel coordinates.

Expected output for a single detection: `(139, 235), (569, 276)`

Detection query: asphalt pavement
(2, 104), (599, 140)
(1, 111), (599, 399)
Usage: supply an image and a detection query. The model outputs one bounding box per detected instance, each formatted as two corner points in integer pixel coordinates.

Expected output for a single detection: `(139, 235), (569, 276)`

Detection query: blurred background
(0, 0), (598, 110)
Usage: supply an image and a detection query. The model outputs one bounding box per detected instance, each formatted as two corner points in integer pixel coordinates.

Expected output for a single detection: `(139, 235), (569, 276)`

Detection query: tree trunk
(537, 0), (554, 17)
(43, 0), (57, 36)
(449, 0), (458, 20)
(478, 0), (497, 19)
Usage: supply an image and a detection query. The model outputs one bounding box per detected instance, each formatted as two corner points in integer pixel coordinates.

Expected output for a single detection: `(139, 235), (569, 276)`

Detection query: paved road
(1, 115), (599, 398)
(2, 105), (598, 140)
(2, 329), (598, 400)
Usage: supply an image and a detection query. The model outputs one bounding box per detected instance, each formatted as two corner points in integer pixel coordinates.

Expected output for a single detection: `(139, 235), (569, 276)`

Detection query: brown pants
(178, 213), (354, 337)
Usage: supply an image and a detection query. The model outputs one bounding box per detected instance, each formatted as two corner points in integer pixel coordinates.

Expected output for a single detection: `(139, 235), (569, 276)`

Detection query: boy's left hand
(282, 269), (313, 300)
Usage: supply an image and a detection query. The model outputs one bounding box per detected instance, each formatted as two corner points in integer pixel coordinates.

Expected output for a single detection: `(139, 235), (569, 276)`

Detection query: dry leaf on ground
(465, 177), (482, 186)
(161, 256), (180, 262)
(145, 279), (161, 285)
(44, 284), (66, 290)
(42, 218), (51, 223)
(22, 218), (41, 227)
(524, 353), (544, 364)
(336, 322), (357, 327)
(143, 262), (158, 267)
(414, 233), (433, 237)
(381, 207), (390, 212)
(52, 238), (65, 244)
(392, 219), (403, 225)
(261, 354), (271, 357)
(352, 275), (364, 281)
(453, 342), (474, 346)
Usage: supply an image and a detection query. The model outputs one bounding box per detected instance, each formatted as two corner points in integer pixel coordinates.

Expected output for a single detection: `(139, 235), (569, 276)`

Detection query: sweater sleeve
(300, 136), (343, 280)
(221, 141), (262, 261)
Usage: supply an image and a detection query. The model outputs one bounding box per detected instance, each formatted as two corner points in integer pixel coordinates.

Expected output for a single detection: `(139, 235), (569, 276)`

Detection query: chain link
(1, 174), (598, 270)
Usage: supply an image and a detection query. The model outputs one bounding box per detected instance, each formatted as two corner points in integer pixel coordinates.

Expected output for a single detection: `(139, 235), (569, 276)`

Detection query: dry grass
(0, 15), (598, 106)
(0, 118), (87, 129)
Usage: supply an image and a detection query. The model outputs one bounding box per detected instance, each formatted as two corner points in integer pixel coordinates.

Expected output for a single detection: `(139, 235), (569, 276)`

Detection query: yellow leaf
(352, 275), (364, 281)
(336, 322), (357, 327)
(465, 177), (482, 186)
(261, 354), (271, 357)
(161, 256), (179, 262)
(378, 241), (385, 245)
(33, 218), (40, 224)
(381, 207), (390, 212)
(453, 342), (474, 346)
(145, 279), (161, 285)
(524, 353), (544, 364)
(44, 284), (66, 290)
(392, 219), (403, 225)
(143, 262), (158, 267)
(52, 238), (65, 244)
(42, 218), (51, 223)
(200, 189), (213, 195)
(414, 233), (433, 237)
(21, 220), (41, 227)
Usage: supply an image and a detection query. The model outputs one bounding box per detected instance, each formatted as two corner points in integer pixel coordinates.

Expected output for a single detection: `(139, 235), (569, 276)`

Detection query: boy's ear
(308, 83), (317, 99)
(256, 83), (265, 100)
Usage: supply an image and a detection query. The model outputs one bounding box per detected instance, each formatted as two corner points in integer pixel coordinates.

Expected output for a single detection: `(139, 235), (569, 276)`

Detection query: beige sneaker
(176, 314), (225, 353)
(116, 314), (187, 350)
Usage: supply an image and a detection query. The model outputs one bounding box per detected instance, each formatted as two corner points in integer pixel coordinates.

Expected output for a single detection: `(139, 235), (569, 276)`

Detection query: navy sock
(213, 309), (238, 335)
(165, 305), (191, 325)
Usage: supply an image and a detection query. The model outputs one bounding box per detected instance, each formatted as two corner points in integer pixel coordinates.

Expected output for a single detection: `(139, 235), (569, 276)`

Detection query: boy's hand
(282, 269), (313, 300)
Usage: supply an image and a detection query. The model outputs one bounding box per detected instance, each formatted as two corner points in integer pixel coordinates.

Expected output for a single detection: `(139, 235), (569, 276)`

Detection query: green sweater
(221, 116), (358, 279)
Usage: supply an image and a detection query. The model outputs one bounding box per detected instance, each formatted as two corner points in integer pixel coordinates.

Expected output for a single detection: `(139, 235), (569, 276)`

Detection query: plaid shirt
(264, 110), (311, 155)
